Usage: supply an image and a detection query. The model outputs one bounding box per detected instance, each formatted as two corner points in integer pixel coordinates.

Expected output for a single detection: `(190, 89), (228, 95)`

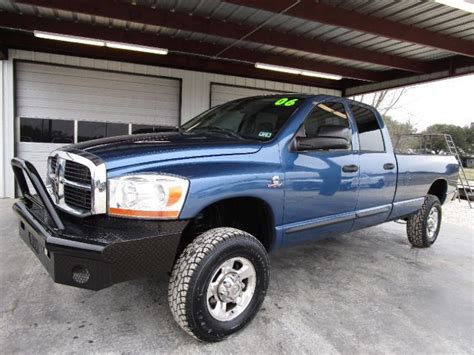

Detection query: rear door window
(350, 105), (385, 152)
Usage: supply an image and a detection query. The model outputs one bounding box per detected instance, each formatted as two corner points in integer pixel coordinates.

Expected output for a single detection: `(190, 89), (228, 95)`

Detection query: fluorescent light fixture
(255, 62), (301, 75)
(33, 31), (169, 55)
(34, 31), (105, 46)
(105, 41), (168, 55)
(435, 0), (474, 12)
(255, 62), (342, 80)
(301, 70), (342, 80)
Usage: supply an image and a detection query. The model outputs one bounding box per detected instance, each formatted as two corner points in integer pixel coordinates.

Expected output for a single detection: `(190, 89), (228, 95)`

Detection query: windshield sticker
(274, 98), (299, 106)
(258, 131), (272, 138)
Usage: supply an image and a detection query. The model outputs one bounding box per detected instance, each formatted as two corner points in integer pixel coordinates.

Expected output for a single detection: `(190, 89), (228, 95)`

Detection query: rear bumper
(11, 157), (187, 290)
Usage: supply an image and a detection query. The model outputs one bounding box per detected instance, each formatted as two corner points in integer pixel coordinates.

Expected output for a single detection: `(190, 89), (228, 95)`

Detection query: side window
(298, 102), (351, 149)
(78, 121), (128, 142)
(20, 117), (74, 143)
(350, 105), (385, 152)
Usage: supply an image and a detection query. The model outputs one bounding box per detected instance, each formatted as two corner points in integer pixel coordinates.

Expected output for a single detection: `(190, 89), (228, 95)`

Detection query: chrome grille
(64, 185), (92, 210)
(64, 160), (92, 185)
(50, 156), (58, 172)
(47, 150), (107, 217)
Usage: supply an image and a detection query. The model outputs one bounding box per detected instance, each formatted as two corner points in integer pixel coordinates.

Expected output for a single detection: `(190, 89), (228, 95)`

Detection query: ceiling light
(301, 70), (342, 80)
(435, 0), (474, 12)
(105, 42), (168, 55)
(34, 31), (105, 46)
(255, 63), (301, 75)
(33, 31), (169, 56)
(255, 62), (342, 80)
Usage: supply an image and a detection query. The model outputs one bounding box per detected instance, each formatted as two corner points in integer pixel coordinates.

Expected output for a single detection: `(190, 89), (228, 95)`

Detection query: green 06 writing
(274, 98), (299, 106)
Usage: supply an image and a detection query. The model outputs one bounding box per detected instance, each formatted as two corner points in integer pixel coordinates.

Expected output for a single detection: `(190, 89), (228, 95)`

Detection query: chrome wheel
(206, 256), (256, 322)
(426, 206), (439, 240)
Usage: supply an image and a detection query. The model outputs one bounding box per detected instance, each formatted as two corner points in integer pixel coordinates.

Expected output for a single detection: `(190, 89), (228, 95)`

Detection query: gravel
(443, 199), (473, 230)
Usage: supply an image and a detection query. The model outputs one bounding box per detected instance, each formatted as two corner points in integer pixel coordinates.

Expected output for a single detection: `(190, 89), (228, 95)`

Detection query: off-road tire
(168, 227), (269, 342)
(406, 194), (442, 248)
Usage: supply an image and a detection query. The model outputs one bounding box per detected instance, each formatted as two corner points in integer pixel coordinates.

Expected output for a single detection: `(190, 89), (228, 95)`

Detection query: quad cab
(11, 95), (458, 341)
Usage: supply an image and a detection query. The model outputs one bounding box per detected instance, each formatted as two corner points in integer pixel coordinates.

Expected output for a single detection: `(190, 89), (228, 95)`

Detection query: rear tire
(168, 227), (269, 342)
(406, 194), (442, 248)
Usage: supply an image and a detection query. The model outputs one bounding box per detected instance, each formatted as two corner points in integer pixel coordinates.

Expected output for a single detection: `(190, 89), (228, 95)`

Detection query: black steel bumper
(11, 158), (187, 291)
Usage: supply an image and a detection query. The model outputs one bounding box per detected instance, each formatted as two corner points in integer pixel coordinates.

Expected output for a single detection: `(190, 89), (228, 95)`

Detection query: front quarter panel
(108, 144), (285, 226)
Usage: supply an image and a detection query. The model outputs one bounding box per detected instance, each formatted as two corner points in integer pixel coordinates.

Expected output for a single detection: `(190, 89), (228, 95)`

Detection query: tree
(383, 115), (417, 145)
(354, 88), (408, 116)
(423, 124), (472, 154)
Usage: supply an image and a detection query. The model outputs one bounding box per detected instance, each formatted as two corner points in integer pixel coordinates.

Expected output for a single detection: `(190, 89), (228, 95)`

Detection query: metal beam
(0, 12), (382, 82)
(225, 0), (474, 57)
(0, 29), (345, 90)
(344, 56), (474, 96)
(14, 0), (429, 72)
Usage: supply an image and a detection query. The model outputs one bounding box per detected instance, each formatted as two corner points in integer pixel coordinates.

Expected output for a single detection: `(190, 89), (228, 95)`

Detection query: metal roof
(0, 0), (473, 94)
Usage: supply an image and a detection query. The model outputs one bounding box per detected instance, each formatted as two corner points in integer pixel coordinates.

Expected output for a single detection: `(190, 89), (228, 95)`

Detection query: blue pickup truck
(11, 94), (458, 342)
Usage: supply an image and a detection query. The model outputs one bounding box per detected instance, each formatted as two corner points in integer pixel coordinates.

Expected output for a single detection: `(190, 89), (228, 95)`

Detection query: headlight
(108, 174), (189, 219)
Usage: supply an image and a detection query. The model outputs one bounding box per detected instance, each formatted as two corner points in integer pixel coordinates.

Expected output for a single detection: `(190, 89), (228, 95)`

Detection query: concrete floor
(1, 198), (473, 354)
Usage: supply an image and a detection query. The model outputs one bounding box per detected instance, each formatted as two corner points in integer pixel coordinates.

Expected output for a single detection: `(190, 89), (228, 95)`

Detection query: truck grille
(50, 156), (58, 172)
(64, 185), (92, 210)
(64, 160), (92, 185)
(47, 151), (106, 216)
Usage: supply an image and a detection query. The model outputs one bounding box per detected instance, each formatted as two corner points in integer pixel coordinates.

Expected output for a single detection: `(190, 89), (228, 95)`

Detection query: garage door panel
(17, 106), (179, 126)
(16, 63), (180, 122)
(20, 63), (179, 89)
(18, 75), (179, 97)
(17, 142), (67, 185)
(17, 98), (179, 117)
(15, 62), (181, 183)
(17, 91), (180, 114)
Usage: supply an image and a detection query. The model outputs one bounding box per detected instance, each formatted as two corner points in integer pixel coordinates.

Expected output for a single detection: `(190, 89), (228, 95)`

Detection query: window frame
(348, 103), (387, 153)
(290, 100), (355, 153)
(77, 121), (129, 143)
(18, 117), (75, 144)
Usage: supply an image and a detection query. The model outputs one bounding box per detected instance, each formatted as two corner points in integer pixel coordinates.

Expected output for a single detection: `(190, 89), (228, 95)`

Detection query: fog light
(72, 266), (90, 284)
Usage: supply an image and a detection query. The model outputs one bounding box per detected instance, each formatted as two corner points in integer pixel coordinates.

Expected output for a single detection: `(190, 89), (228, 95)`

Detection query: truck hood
(64, 132), (262, 170)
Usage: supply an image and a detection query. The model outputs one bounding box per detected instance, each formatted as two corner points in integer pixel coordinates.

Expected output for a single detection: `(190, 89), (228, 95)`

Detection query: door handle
(383, 163), (395, 170)
(342, 164), (359, 173)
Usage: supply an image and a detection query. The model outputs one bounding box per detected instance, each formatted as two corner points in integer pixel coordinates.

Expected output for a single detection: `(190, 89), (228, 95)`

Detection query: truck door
(282, 100), (360, 246)
(349, 104), (397, 230)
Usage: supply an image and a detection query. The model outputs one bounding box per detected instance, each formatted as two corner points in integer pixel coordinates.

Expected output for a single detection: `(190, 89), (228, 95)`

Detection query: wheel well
(179, 197), (274, 253)
(428, 179), (448, 204)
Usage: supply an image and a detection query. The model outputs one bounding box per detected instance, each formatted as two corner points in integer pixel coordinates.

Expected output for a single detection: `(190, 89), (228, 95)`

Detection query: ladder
(444, 134), (472, 208)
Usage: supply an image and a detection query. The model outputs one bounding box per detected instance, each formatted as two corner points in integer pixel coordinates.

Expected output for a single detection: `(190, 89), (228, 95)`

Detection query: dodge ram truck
(11, 94), (459, 342)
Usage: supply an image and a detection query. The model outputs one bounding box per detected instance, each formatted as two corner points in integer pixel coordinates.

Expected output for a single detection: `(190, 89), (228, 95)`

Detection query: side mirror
(294, 126), (351, 151)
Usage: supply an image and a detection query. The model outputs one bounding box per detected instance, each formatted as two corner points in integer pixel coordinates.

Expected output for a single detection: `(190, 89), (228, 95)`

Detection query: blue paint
(65, 95), (459, 252)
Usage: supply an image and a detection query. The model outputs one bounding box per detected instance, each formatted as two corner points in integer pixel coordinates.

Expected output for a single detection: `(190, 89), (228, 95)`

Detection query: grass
(462, 168), (474, 181)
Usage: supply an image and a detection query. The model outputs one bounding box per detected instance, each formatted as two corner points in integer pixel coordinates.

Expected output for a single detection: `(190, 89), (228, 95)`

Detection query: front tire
(406, 194), (442, 248)
(168, 227), (269, 342)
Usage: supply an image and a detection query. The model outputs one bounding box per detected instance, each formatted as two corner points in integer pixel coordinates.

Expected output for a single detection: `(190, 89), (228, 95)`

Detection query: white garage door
(15, 62), (180, 180)
(210, 83), (284, 107)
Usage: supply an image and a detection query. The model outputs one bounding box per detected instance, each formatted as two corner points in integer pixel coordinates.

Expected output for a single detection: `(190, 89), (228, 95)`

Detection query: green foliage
(423, 124), (473, 155)
(383, 116), (417, 143)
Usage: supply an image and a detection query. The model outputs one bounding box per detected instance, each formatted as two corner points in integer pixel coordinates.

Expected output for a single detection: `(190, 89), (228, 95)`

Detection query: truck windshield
(181, 96), (305, 141)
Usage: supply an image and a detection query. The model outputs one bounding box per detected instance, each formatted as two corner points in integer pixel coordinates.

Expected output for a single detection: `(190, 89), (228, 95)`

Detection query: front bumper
(11, 158), (187, 291)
